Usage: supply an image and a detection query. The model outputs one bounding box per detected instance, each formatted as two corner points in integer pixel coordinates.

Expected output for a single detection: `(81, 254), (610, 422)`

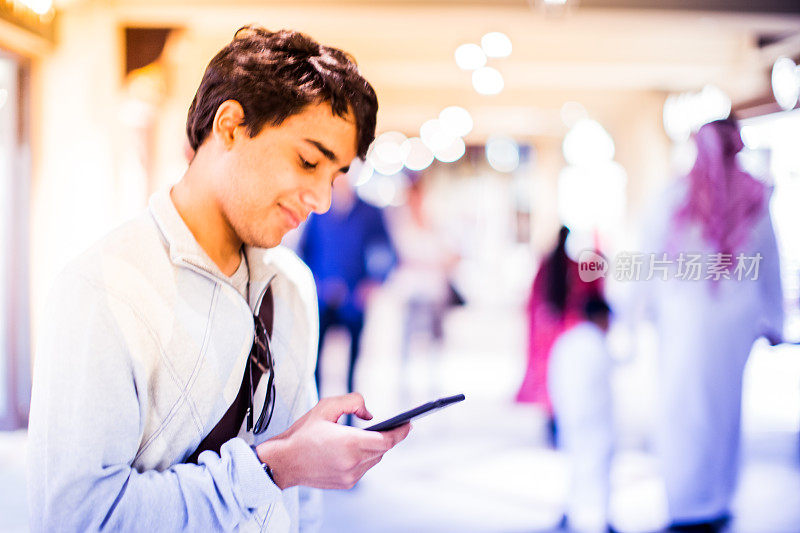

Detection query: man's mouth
(279, 204), (302, 229)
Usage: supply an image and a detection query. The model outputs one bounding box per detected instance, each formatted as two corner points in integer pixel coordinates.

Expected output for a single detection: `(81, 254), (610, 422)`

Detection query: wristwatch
(250, 444), (276, 484)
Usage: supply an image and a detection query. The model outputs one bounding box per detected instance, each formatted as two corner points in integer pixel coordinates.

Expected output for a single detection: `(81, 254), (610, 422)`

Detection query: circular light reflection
(372, 160), (404, 176)
(562, 119), (615, 167)
(435, 137), (466, 163)
(374, 142), (405, 165)
(486, 136), (520, 172)
(439, 106), (473, 137)
(402, 137), (434, 171)
(481, 32), (512, 58)
(420, 119), (457, 153)
(348, 159), (375, 187)
(772, 57), (800, 111)
(454, 44), (486, 71)
(663, 94), (689, 143)
(472, 66), (504, 95)
(739, 125), (761, 151)
(700, 85), (732, 123)
(662, 85), (731, 142)
(558, 162), (627, 234)
(367, 131), (408, 175)
(357, 173), (408, 208)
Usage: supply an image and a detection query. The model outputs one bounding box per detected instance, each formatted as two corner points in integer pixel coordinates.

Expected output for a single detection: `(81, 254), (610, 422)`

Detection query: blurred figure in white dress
(637, 118), (784, 532)
(387, 178), (460, 397)
(549, 297), (615, 533)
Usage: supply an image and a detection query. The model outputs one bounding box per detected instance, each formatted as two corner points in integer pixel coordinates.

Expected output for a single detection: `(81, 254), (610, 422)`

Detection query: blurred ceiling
(75, 0), (800, 13)
(58, 0), (800, 139)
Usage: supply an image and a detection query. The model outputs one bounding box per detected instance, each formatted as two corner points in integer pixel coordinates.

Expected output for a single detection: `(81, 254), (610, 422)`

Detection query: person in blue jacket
(299, 174), (397, 407)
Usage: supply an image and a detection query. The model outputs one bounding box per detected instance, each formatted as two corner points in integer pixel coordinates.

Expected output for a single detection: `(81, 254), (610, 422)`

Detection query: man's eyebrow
(304, 139), (338, 162)
(304, 138), (350, 173)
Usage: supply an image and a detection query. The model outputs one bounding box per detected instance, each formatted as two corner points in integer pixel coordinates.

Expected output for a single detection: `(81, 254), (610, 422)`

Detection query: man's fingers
(357, 423), (412, 453)
(383, 423), (411, 447)
(318, 393), (373, 423)
(361, 455), (382, 473)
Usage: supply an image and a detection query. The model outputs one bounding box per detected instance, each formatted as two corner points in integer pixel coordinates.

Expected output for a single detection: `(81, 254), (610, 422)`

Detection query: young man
(27, 26), (410, 532)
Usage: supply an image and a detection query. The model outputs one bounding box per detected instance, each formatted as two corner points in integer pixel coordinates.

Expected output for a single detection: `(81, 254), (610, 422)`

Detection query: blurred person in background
(27, 26), (411, 532)
(387, 177), (461, 396)
(516, 225), (603, 445)
(637, 118), (783, 532)
(549, 297), (615, 533)
(298, 173), (397, 414)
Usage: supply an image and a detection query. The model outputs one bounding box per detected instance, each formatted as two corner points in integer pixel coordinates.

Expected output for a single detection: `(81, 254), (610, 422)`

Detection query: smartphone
(364, 394), (466, 432)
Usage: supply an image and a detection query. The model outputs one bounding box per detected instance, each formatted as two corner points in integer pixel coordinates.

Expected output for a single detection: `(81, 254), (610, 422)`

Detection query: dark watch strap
(249, 444), (276, 484)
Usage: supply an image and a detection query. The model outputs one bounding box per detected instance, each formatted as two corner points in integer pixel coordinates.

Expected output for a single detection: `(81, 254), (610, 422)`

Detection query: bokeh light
(562, 119), (615, 167)
(439, 106), (473, 137)
(454, 43), (486, 71)
(434, 137), (466, 163)
(472, 66), (504, 95)
(481, 32), (512, 58)
(486, 136), (520, 172)
(402, 137), (434, 171)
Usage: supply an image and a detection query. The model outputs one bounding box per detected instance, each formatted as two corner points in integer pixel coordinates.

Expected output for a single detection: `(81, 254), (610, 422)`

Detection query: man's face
(218, 102), (358, 248)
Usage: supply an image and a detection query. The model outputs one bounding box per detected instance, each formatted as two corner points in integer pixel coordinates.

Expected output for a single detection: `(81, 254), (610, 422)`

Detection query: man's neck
(170, 164), (243, 277)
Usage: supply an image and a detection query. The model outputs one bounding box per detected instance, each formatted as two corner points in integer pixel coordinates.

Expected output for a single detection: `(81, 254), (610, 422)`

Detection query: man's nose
(300, 180), (333, 215)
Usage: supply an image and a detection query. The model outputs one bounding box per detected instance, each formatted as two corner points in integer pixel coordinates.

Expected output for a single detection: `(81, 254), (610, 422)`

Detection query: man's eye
(299, 157), (318, 170)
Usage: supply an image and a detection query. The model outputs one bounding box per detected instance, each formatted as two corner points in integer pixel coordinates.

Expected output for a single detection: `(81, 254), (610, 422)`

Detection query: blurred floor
(0, 429), (27, 533)
(1, 302), (799, 532)
(317, 298), (800, 533)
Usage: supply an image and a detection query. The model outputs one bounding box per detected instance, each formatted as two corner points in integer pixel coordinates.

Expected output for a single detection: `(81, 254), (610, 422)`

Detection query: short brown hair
(186, 25), (378, 158)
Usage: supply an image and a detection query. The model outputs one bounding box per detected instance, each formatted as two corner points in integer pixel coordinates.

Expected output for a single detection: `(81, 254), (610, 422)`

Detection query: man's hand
(255, 393), (411, 490)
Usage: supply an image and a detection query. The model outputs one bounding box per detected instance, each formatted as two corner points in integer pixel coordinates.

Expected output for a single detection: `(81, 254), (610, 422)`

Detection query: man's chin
(245, 233), (284, 250)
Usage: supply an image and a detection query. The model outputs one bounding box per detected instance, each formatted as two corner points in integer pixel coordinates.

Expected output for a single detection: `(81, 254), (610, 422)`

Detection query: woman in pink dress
(516, 226), (603, 443)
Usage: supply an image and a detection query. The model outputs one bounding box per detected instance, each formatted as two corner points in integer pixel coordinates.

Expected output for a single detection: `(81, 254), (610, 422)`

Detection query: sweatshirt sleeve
(27, 269), (282, 532)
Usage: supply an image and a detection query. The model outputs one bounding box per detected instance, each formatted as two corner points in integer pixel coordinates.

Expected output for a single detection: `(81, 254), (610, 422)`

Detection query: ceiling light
(439, 106), (473, 137)
(486, 136), (520, 172)
(434, 137), (466, 163)
(772, 57), (800, 111)
(357, 173), (398, 208)
(562, 119), (615, 167)
(420, 119), (457, 153)
(481, 32), (512, 58)
(472, 67), (504, 95)
(454, 44), (486, 71)
(367, 131), (407, 175)
(348, 159), (375, 187)
(739, 125), (761, 151)
(535, 0), (576, 17)
(662, 85), (731, 142)
(402, 137), (434, 171)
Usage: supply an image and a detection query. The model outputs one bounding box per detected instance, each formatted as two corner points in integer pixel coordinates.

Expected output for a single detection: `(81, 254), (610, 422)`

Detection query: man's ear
(212, 100), (246, 149)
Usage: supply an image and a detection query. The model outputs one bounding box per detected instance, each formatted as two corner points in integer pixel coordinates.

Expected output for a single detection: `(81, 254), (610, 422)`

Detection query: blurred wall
(19, 1), (800, 350)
